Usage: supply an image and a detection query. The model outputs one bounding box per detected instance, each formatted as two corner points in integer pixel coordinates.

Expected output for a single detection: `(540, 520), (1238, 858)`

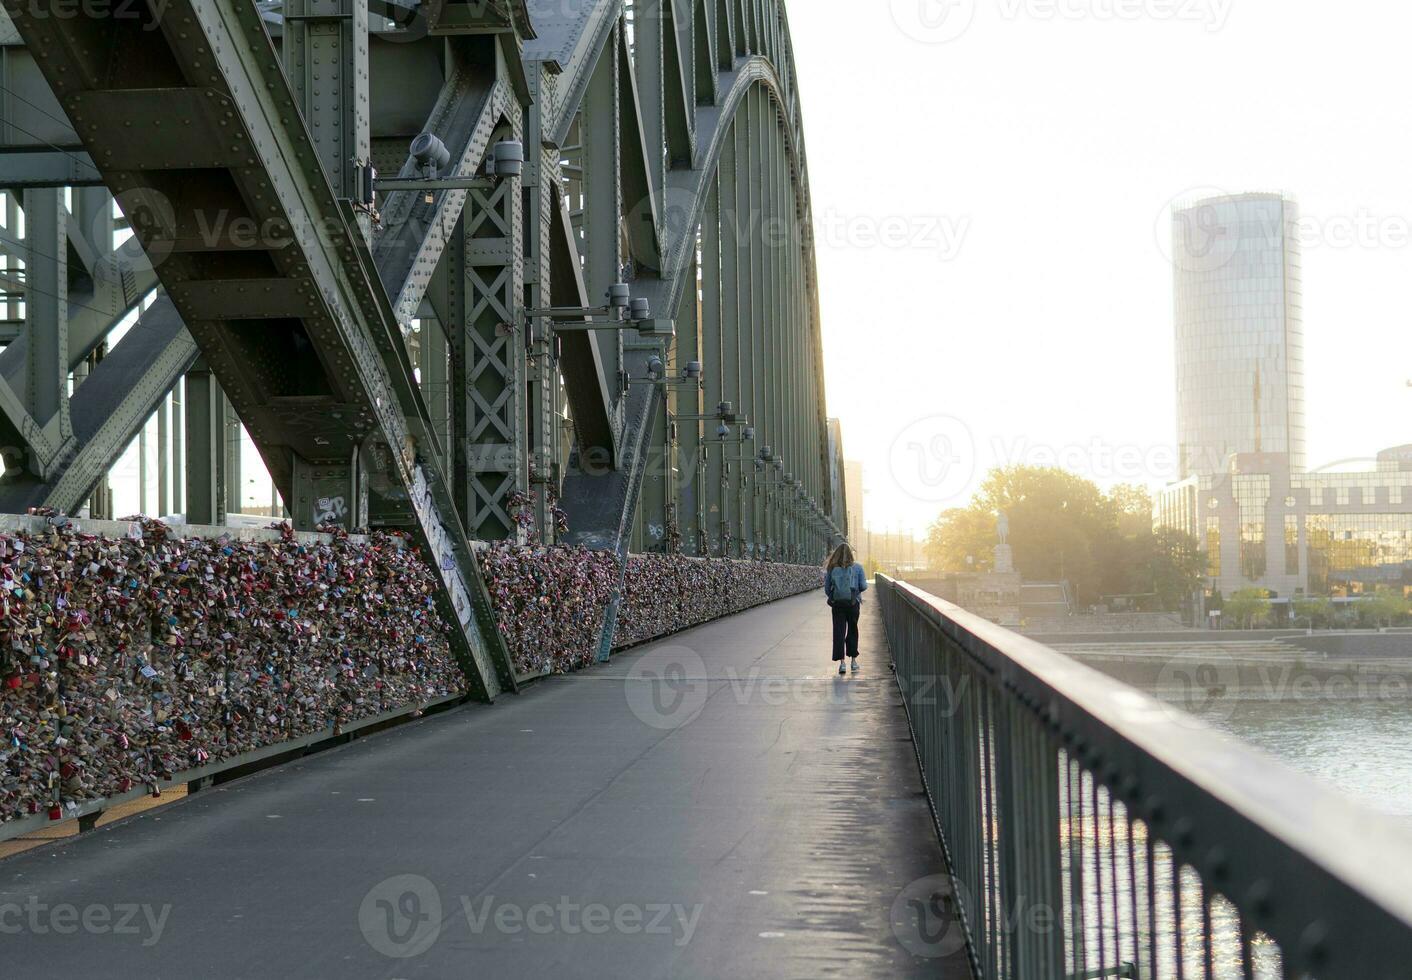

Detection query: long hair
(826, 543), (855, 572)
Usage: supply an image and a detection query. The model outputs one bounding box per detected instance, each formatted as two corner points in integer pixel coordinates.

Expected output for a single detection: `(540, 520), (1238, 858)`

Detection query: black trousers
(831, 601), (861, 661)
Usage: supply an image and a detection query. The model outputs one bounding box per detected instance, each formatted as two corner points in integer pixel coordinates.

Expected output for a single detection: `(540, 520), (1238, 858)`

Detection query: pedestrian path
(0, 594), (971, 978)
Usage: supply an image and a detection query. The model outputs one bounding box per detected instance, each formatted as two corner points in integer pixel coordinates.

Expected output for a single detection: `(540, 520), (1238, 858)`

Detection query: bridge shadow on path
(1, 594), (973, 978)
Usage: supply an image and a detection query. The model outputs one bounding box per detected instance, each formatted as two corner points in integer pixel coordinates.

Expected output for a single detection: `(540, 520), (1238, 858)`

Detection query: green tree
(1359, 588), (1410, 628)
(1225, 588), (1272, 629)
(1148, 527), (1207, 612)
(1292, 596), (1335, 630)
(924, 468), (1207, 610)
(1108, 483), (1155, 538)
(972, 466), (1117, 604)
(924, 508), (997, 573)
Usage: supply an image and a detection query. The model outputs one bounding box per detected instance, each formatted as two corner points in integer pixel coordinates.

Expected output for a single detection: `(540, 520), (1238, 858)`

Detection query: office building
(1157, 449), (1412, 599)
(1173, 193), (1306, 477)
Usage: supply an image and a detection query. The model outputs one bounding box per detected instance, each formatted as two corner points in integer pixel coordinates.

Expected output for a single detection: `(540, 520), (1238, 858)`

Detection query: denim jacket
(823, 563), (868, 604)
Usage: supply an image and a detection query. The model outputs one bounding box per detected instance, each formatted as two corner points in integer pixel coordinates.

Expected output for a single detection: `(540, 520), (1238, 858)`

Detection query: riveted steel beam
(699, 173), (729, 555)
(373, 39), (517, 331)
(1, 0), (516, 701)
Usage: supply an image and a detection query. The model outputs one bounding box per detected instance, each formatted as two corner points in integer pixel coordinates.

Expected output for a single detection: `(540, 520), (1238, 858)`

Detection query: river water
(1213, 696), (1412, 824)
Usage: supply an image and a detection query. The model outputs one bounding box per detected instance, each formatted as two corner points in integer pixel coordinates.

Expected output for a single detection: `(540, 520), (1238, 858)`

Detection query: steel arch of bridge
(0, 0), (850, 699)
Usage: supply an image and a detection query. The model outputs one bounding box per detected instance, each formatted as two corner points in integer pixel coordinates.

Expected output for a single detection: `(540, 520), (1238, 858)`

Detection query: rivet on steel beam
(1145, 796), (1165, 825)
(1246, 879), (1273, 919)
(1205, 846), (1229, 883)
(1299, 921), (1329, 965)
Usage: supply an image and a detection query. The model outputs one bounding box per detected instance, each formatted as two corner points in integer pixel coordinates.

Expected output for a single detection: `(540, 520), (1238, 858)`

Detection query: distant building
(1173, 193), (1306, 477)
(910, 536), (1022, 625)
(844, 460), (864, 548)
(920, 571), (1022, 627)
(1157, 192), (1407, 603)
(1156, 450), (1412, 599)
(863, 529), (924, 574)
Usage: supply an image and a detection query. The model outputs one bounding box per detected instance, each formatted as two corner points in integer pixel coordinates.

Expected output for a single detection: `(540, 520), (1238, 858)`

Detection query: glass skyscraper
(1172, 193), (1306, 478)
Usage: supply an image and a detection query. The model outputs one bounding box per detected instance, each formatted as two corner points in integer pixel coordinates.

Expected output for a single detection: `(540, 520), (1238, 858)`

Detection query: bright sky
(793, 0), (1412, 538)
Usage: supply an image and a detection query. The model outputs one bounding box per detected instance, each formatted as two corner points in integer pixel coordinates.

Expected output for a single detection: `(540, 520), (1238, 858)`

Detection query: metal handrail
(878, 574), (1412, 979)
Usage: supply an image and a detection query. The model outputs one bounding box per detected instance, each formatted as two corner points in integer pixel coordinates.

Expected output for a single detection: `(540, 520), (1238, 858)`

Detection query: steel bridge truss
(0, 0), (847, 700)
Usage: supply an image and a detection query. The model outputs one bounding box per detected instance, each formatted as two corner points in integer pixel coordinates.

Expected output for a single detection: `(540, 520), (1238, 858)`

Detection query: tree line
(924, 465), (1205, 611)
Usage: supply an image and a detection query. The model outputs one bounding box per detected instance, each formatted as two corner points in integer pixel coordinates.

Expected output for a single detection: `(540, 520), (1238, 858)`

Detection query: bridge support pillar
(291, 454), (367, 532)
(184, 364), (225, 527)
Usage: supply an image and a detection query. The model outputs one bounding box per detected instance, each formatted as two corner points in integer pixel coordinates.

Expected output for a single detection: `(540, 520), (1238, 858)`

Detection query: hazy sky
(793, 0), (1412, 537)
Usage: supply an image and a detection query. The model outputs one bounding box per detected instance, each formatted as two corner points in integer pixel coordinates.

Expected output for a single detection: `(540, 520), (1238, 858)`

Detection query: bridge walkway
(1, 594), (970, 978)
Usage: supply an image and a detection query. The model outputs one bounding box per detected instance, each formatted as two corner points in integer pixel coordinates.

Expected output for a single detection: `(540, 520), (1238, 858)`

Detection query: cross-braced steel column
(447, 139), (527, 541)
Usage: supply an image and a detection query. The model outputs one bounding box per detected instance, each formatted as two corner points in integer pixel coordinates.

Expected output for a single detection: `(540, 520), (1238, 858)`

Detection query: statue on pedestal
(994, 511), (1014, 574)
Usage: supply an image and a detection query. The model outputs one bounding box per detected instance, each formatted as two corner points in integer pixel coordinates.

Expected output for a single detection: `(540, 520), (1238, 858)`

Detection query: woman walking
(823, 543), (867, 675)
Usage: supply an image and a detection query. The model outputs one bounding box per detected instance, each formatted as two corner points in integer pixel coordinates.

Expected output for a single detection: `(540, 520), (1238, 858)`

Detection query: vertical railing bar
(1238, 909), (1255, 980)
(1146, 831), (1159, 980)
(966, 654), (984, 978)
(1028, 718), (1047, 978)
(1173, 858), (1186, 980)
(1124, 803), (1138, 976)
(979, 685), (998, 977)
(999, 697), (1019, 979)
(1060, 750), (1074, 978)
(1091, 768), (1107, 975)
(989, 687), (1004, 978)
(1042, 734), (1065, 980)
(1106, 790), (1121, 973)
(1022, 705), (1039, 977)
(1068, 753), (1086, 977)
(967, 654), (984, 970)
(1019, 706), (1036, 978)
(1201, 880), (1214, 980)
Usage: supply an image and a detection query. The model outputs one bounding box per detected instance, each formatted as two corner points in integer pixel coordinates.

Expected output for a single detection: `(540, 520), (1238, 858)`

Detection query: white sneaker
(850, 659), (859, 673)
(838, 663), (846, 676)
